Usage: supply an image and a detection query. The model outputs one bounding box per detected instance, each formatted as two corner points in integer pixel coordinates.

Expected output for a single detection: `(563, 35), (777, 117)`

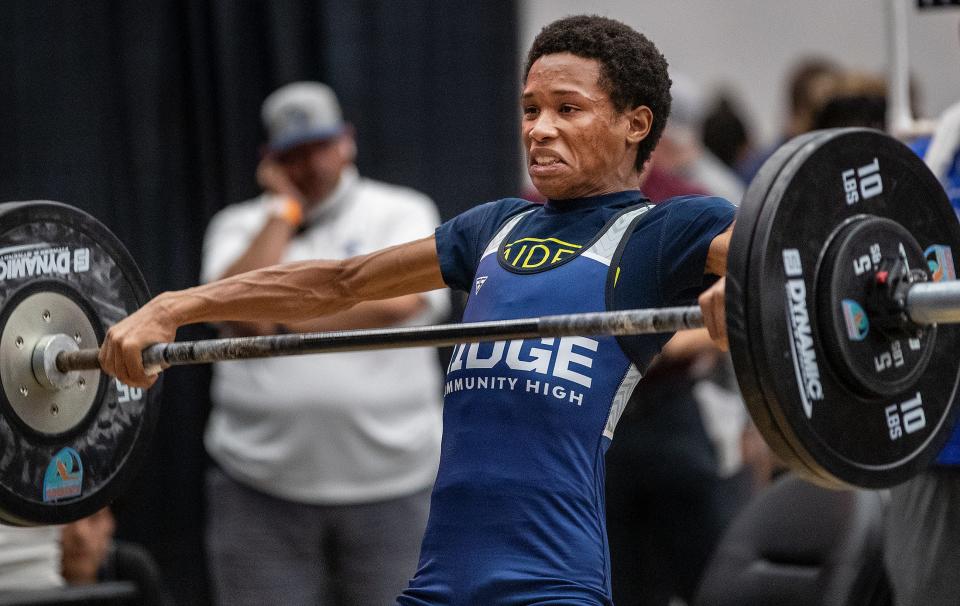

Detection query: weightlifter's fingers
(698, 276), (728, 351)
(99, 303), (173, 388)
(119, 335), (157, 390)
(98, 325), (142, 388)
(98, 326), (120, 381)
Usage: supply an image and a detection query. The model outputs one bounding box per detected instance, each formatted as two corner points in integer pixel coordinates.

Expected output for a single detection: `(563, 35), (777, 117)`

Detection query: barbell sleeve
(906, 281), (960, 325)
(56, 305), (706, 373)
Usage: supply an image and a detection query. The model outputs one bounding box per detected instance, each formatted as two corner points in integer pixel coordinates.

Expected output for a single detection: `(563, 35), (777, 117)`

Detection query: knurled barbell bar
(1, 127), (959, 526)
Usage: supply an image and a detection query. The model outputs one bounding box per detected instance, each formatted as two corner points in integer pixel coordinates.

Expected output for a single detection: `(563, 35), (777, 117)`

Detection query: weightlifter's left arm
(98, 236), (445, 388)
(698, 223), (733, 351)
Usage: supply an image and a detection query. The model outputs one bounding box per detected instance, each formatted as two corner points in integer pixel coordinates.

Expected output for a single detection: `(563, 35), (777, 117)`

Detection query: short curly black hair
(524, 15), (672, 169)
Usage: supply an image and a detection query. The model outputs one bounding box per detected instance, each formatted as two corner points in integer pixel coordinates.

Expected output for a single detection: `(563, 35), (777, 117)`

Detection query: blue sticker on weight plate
(842, 299), (869, 341)
(42, 447), (83, 502)
(925, 244), (956, 283)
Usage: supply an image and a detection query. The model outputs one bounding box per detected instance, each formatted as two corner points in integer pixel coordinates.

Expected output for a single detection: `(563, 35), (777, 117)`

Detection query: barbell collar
(906, 281), (960, 325)
(55, 305), (706, 373)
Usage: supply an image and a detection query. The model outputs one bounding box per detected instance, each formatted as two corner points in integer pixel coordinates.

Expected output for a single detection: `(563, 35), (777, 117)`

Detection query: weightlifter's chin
(528, 172), (577, 201)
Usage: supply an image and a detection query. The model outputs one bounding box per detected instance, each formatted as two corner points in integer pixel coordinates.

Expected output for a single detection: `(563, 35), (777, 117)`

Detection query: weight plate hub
(817, 216), (935, 397)
(728, 128), (960, 488)
(0, 286), (100, 434)
(0, 201), (159, 525)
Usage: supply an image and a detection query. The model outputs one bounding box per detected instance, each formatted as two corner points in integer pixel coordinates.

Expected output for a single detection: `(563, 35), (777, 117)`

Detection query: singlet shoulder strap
(480, 209), (537, 261)
(604, 365), (643, 439)
(582, 203), (653, 267)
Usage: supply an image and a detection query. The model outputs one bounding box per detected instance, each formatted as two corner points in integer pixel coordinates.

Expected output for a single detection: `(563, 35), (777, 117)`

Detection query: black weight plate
(0, 201), (160, 525)
(728, 130), (837, 485)
(737, 128), (960, 488)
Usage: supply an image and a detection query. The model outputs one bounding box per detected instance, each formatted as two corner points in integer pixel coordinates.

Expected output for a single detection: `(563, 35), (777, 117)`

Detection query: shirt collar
(543, 190), (645, 214)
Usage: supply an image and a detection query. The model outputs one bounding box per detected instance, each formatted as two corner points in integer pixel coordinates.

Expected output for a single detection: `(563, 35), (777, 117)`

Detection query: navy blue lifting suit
(398, 204), (653, 605)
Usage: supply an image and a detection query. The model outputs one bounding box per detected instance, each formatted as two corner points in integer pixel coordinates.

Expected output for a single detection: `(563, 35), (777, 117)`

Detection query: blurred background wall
(524, 0), (960, 142)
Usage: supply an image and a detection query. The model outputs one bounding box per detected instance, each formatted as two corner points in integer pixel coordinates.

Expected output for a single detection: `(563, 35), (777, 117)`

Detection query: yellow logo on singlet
(501, 237), (581, 269)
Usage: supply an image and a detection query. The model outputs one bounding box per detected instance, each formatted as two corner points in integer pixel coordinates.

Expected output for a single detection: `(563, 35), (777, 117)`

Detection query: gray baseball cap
(261, 82), (345, 154)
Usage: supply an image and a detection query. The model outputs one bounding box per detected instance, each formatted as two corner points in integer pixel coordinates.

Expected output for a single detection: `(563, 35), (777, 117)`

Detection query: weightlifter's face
(522, 53), (649, 200)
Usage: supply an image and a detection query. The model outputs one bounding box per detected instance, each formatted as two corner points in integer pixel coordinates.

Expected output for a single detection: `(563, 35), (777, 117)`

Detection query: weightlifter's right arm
(98, 236), (445, 388)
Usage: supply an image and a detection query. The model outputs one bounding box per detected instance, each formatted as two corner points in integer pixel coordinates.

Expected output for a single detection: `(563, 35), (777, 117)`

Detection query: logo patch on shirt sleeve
(475, 276), (488, 294)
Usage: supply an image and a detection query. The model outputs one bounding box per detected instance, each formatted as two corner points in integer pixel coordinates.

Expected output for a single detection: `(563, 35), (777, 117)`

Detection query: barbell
(1, 127), (959, 526)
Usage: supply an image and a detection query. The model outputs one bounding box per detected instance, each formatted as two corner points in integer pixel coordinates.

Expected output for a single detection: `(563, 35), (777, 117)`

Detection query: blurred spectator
(649, 73), (745, 204)
(201, 82), (449, 606)
(61, 507), (115, 585)
(64, 508), (170, 604)
(811, 71), (887, 130)
(639, 163), (709, 203)
(0, 509), (167, 604)
(0, 526), (63, 591)
(702, 92), (754, 173)
(739, 57), (843, 182)
(783, 58), (844, 136)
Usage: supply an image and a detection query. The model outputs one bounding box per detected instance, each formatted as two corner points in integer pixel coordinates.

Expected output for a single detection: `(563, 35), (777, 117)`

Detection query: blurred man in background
(0, 526), (65, 591)
(701, 92), (754, 176)
(811, 70), (887, 131)
(646, 73), (745, 205)
(201, 82), (449, 606)
(0, 508), (117, 589)
(738, 58), (842, 183)
(0, 508), (166, 604)
(60, 508), (115, 586)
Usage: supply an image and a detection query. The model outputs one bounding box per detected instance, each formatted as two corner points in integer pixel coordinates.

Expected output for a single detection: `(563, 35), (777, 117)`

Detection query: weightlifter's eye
(523, 106), (539, 118)
(559, 104), (579, 114)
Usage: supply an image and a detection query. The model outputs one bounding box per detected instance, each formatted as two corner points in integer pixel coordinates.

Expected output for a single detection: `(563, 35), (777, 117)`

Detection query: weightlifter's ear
(624, 105), (653, 145)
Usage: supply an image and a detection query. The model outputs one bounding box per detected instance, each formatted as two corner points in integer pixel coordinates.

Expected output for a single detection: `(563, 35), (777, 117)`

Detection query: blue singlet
(397, 191), (735, 605)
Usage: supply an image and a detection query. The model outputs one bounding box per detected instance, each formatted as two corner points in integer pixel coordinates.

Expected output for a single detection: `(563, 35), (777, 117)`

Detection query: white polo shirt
(201, 168), (449, 504)
(0, 526), (63, 590)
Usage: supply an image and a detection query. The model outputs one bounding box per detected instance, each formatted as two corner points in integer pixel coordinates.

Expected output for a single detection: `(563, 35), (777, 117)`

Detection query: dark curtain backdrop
(0, 2), (519, 603)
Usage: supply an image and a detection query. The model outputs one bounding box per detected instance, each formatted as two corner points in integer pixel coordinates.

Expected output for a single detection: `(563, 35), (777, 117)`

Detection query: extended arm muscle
(160, 236), (445, 327)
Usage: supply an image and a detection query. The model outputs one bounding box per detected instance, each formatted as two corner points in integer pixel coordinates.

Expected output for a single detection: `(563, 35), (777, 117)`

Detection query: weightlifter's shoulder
(435, 197), (538, 292)
(637, 195), (735, 259)
(437, 197), (538, 246)
(646, 194), (736, 224)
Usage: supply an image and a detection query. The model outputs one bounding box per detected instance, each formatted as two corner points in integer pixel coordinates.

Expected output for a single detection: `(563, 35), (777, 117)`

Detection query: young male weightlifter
(101, 15), (735, 605)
